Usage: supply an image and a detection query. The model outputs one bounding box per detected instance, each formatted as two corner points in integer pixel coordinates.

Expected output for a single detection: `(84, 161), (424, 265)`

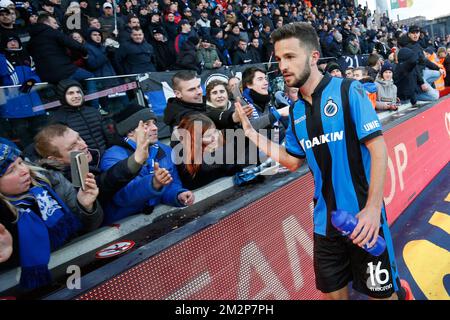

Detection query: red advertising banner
(78, 175), (322, 300)
(77, 100), (450, 300)
(383, 101), (450, 224)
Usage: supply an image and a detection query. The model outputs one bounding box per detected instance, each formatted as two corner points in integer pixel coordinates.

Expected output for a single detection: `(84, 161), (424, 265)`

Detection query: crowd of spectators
(1, 0), (450, 294)
(0, 0), (449, 80)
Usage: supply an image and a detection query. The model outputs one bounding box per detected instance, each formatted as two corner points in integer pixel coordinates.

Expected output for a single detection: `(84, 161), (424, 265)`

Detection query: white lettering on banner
(445, 112), (450, 138)
(160, 213), (317, 299)
(282, 215), (314, 290)
(344, 55), (361, 69)
(363, 120), (380, 132)
(384, 157), (396, 205)
(299, 131), (344, 150)
(237, 242), (289, 300)
(384, 143), (408, 205)
(394, 143), (408, 192)
(165, 272), (212, 300)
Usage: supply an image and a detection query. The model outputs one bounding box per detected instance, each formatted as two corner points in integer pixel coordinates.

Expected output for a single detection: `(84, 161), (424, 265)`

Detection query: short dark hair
(367, 53), (381, 67)
(37, 13), (54, 24)
(172, 70), (198, 91)
(242, 67), (266, 89)
(354, 66), (368, 77)
(270, 22), (320, 53)
(127, 15), (139, 23)
(131, 27), (143, 33)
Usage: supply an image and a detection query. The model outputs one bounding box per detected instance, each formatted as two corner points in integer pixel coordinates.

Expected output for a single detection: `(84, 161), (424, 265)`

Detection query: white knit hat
(0, 0), (14, 8)
(68, 1), (80, 8)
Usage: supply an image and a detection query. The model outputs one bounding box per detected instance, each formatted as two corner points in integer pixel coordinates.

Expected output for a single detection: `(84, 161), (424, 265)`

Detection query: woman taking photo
(0, 144), (103, 289)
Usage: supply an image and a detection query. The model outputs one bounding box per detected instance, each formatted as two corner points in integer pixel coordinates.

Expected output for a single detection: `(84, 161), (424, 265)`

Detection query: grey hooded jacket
(375, 78), (397, 109)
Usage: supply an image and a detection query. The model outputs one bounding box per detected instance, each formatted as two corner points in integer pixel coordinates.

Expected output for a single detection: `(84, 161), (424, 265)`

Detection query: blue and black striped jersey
(285, 73), (383, 237)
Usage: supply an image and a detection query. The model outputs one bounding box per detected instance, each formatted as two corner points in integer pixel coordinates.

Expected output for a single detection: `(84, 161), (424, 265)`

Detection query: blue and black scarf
(11, 183), (82, 290)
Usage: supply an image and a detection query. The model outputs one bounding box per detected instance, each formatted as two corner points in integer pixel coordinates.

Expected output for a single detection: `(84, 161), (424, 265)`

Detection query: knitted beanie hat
(115, 103), (157, 136)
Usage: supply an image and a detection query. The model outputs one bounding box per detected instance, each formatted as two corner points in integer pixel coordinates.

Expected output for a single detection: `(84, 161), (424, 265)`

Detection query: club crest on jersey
(324, 99), (338, 117)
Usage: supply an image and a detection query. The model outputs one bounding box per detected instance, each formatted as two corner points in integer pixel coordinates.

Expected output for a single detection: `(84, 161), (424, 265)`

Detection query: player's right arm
(235, 102), (304, 171)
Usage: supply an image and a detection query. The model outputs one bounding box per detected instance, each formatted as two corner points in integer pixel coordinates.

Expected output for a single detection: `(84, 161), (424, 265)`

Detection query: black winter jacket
(225, 33), (240, 57)
(394, 47), (419, 104)
(49, 105), (108, 156)
(176, 143), (244, 190)
(405, 38), (440, 86)
(232, 48), (253, 65)
(175, 40), (201, 72)
(115, 39), (156, 75)
(152, 40), (176, 71)
(163, 97), (237, 133)
(163, 21), (179, 42)
(27, 23), (88, 83)
(248, 46), (262, 63)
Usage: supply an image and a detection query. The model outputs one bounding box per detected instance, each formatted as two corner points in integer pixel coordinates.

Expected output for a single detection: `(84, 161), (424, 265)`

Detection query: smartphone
(70, 151), (89, 190)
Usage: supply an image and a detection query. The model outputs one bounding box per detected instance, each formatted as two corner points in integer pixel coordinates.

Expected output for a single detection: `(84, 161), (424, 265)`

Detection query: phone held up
(70, 151), (89, 191)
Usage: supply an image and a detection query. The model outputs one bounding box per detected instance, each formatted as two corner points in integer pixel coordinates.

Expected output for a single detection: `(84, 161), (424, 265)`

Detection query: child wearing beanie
(375, 61), (399, 111)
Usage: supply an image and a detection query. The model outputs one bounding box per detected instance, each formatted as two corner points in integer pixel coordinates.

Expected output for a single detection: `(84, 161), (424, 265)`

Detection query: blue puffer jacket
(100, 141), (188, 224)
(0, 51), (41, 86)
(0, 46), (44, 118)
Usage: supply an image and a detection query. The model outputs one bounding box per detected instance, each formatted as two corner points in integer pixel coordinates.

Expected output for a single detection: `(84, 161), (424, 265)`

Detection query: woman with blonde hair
(0, 144), (102, 289)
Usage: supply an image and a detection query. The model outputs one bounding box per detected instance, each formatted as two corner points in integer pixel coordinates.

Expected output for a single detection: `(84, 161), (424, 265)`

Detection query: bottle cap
(331, 209), (348, 228)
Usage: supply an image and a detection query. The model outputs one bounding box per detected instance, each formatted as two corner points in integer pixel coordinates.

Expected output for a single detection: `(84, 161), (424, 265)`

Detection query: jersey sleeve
(348, 81), (383, 143)
(285, 116), (306, 159)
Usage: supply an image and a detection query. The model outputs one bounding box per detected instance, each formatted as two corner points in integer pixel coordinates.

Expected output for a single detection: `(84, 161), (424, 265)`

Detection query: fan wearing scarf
(0, 143), (103, 290)
(241, 67), (290, 143)
(100, 104), (195, 224)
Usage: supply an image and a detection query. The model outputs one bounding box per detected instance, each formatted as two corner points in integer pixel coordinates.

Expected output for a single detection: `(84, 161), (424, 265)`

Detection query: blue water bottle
(331, 210), (386, 256)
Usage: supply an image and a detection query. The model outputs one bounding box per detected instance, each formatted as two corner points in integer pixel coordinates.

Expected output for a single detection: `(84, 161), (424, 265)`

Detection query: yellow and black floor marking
(390, 163), (450, 300)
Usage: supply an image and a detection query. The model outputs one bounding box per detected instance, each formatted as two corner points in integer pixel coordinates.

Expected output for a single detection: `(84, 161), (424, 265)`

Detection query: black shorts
(313, 229), (402, 299)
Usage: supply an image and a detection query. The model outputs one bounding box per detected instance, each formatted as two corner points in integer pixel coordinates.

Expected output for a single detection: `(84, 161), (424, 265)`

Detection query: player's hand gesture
(235, 101), (255, 136)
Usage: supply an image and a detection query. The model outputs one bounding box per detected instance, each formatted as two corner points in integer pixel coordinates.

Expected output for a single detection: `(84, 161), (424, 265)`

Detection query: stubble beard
(290, 58), (311, 89)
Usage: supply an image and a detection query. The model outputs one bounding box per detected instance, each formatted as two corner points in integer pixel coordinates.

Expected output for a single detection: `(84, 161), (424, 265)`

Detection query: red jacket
(216, 0), (228, 9)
